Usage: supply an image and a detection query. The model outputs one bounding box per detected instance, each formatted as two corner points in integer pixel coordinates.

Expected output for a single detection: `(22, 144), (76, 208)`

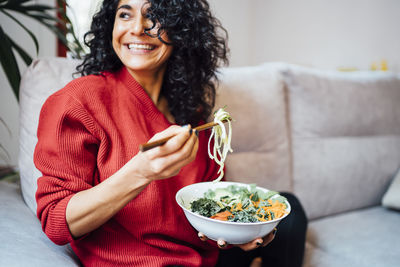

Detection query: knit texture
(34, 67), (220, 266)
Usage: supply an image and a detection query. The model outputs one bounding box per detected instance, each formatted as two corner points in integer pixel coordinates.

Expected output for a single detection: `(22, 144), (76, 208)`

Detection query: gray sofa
(1, 57), (399, 266)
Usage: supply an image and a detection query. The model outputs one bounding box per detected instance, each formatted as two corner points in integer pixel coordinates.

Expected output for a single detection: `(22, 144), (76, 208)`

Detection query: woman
(34, 0), (306, 266)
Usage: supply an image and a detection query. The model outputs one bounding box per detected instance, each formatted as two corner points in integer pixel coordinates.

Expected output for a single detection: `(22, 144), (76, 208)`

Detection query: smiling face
(112, 0), (173, 77)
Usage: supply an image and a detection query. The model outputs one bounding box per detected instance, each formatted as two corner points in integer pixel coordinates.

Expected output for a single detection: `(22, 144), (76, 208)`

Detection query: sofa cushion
(304, 206), (400, 267)
(0, 181), (80, 266)
(382, 168), (400, 209)
(19, 57), (81, 213)
(283, 66), (400, 219)
(215, 63), (292, 192)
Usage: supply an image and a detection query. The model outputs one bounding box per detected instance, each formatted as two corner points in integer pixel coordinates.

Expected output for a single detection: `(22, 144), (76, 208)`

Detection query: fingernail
(217, 240), (226, 248)
(198, 232), (204, 239)
(195, 129), (199, 137)
(273, 228), (277, 236)
(256, 240), (262, 246)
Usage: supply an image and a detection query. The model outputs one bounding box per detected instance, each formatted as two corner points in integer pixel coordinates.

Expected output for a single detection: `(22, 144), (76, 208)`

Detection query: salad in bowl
(175, 181), (291, 244)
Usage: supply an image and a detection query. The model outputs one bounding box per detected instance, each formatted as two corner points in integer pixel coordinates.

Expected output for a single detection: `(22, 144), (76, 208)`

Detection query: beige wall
(1, 0), (400, 168)
(210, 0), (400, 71)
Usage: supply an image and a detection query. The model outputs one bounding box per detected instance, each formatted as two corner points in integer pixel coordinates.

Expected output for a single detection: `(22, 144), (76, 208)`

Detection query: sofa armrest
(0, 181), (80, 266)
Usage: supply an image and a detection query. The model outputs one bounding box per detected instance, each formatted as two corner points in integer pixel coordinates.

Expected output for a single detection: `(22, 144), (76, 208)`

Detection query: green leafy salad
(190, 185), (288, 223)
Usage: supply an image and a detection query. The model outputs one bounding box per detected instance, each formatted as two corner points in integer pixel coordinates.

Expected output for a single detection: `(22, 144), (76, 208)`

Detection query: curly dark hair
(76, 0), (229, 126)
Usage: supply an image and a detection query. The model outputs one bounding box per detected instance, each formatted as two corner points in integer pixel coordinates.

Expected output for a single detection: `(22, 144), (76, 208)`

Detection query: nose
(130, 16), (146, 36)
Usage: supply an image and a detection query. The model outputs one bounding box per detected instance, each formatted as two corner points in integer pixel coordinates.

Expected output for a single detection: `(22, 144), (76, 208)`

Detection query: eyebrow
(117, 4), (132, 11)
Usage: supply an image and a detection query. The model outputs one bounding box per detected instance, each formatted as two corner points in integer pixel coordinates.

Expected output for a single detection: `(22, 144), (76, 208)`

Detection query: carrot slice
(211, 210), (233, 221)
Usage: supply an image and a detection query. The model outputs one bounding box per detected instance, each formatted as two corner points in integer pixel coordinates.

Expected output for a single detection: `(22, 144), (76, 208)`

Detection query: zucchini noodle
(208, 107), (233, 182)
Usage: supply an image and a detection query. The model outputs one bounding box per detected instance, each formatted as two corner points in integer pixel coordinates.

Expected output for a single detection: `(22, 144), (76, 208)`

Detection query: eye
(118, 12), (131, 20)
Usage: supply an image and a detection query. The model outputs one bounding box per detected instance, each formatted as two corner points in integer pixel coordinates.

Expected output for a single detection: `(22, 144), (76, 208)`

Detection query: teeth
(128, 43), (155, 50)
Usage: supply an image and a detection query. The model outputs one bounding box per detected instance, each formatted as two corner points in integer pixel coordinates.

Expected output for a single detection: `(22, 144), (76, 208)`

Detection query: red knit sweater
(34, 67), (220, 267)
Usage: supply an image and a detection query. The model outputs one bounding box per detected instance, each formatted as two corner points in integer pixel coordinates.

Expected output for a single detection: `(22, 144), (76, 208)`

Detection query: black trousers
(216, 193), (308, 267)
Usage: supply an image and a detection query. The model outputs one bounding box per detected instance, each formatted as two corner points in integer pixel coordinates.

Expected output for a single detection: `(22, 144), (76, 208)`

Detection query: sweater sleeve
(34, 93), (100, 245)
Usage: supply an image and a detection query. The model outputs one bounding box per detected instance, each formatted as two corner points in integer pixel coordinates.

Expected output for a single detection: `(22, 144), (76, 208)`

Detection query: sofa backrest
(215, 63), (293, 193)
(282, 66), (400, 219)
(19, 57), (400, 220)
(216, 63), (400, 219)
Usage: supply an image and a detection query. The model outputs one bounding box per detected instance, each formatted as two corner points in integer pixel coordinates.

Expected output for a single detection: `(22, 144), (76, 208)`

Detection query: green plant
(0, 117), (11, 164)
(0, 117), (16, 182)
(0, 0), (84, 101)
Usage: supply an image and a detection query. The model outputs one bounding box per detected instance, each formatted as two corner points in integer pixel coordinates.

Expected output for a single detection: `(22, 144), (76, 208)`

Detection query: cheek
(111, 32), (117, 48)
(111, 36), (119, 57)
(159, 31), (171, 44)
(112, 26), (126, 57)
(157, 45), (171, 61)
(158, 33), (173, 58)
(164, 46), (173, 60)
(112, 22), (125, 45)
(147, 27), (159, 37)
(112, 27), (118, 48)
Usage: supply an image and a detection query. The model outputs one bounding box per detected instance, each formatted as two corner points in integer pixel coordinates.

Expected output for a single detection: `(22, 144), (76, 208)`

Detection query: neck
(126, 66), (166, 105)
(126, 66), (175, 123)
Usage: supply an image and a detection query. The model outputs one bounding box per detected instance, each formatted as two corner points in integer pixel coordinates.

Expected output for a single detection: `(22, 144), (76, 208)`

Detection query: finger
(164, 134), (199, 177)
(237, 237), (264, 251)
(261, 227), (277, 247)
(159, 127), (193, 156)
(146, 126), (192, 158)
(147, 125), (189, 142)
(155, 129), (198, 171)
(147, 130), (198, 179)
(176, 131), (199, 166)
(190, 134), (199, 159)
(217, 239), (227, 249)
(198, 232), (209, 242)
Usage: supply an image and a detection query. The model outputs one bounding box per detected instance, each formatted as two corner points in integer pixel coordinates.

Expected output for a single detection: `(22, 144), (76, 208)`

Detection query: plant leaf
(0, 143), (11, 163)
(6, 0), (32, 3)
(8, 37), (32, 66)
(20, 12), (61, 23)
(1, 8), (68, 49)
(0, 117), (12, 137)
(0, 26), (20, 101)
(38, 21), (68, 46)
(15, 4), (56, 12)
(0, 9), (39, 54)
(4, 5), (55, 13)
(1, 0), (31, 9)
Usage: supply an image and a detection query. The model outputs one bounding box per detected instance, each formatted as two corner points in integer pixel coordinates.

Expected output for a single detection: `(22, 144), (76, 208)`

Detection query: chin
(124, 61), (152, 71)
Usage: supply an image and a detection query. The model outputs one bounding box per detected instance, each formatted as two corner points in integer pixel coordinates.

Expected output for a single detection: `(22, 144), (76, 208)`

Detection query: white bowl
(176, 181), (291, 244)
